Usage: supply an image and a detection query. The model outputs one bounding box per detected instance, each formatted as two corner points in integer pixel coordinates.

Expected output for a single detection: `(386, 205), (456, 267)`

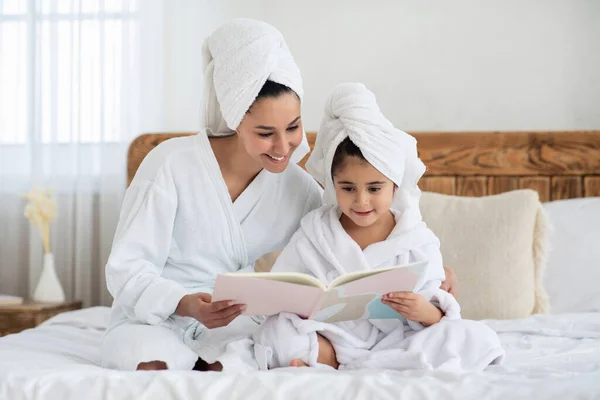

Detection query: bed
(1, 131), (599, 400)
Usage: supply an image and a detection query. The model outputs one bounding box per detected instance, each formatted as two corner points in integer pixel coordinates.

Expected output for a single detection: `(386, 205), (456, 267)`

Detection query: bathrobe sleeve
(406, 243), (462, 331)
(105, 180), (189, 326)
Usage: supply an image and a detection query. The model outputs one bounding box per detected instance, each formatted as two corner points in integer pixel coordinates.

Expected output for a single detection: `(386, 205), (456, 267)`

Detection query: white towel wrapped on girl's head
(200, 18), (309, 163)
(306, 82), (426, 229)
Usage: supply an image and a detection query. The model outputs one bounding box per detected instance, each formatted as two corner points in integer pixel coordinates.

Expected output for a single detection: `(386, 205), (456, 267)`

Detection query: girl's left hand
(441, 267), (458, 298)
(382, 292), (443, 326)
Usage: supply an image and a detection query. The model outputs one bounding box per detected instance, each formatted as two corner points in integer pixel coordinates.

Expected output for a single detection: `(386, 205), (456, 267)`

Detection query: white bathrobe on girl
(251, 83), (505, 372)
(101, 19), (322, 371)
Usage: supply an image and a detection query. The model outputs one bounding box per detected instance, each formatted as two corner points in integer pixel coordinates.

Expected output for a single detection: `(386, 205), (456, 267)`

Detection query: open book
(212, 260), (428, 323)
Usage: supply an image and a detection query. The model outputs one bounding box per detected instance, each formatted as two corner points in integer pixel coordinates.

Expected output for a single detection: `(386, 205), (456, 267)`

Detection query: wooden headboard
(128, 131), (600, 202)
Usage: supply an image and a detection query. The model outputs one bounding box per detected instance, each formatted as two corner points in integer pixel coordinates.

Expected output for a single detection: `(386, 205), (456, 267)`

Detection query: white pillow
(420, 190), (550, 320)
(543, 197), (600, 314)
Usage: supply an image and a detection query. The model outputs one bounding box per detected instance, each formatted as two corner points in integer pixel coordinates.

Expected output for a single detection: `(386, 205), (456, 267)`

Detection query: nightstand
(0, 300), (82, 337)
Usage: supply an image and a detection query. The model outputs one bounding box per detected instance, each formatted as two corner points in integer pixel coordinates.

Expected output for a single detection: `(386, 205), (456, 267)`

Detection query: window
(0, 0), (138, 145)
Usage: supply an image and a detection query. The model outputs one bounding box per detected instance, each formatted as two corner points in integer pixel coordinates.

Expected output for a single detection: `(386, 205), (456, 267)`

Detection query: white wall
(163, 0), (600, 132)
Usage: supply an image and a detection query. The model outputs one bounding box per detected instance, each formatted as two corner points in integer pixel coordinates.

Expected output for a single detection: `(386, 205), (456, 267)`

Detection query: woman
(100, 19), (457, 372)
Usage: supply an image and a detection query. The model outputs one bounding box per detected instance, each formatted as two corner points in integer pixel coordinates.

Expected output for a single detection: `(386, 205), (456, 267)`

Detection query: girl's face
(236, 93), (303, 174)
(333, 156), (395, 228)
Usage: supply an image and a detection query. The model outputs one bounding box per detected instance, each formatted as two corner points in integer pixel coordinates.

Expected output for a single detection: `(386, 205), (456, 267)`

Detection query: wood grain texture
(0, 300), (82, 336)
(126, 131), (600, 202)
(416, 131), (600, 176)
(584, 177), (600, 197)
(456, 177), (488, 197)
(551, 176), (583, 200)
(488, 177), (520, 195)
(519, 177), (551, 203)
(419, 177), (456, 195)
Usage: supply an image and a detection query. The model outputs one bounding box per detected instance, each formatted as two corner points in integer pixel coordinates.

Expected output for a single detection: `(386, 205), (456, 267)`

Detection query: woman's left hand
(441, 266), (458, 298)
(382, 292), (443, 326)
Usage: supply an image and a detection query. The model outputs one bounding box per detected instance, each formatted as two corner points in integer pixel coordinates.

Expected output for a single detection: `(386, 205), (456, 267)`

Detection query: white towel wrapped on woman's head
(201, 18), (309, 163)
(202, 18), (303, 133)
(306, 82), (427, 231)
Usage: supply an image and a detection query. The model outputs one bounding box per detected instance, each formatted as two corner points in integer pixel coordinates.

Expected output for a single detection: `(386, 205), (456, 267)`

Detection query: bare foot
(287, 335), (339, 369)
(316, 334), (339, 369)
(289, 359), (308, 367)
(206, 361), (223, 371)
(136, 360), (168, 370)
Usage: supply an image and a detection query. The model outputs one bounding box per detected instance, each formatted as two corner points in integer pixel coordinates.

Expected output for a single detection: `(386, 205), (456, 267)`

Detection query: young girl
(251, 83), (504, 372)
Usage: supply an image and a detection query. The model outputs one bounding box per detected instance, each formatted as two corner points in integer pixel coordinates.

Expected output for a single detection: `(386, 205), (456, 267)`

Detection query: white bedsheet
(1, 307), (599, 400)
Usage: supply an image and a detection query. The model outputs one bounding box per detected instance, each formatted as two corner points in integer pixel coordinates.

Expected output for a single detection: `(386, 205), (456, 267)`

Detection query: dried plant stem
(22, 187), (57, 255)
(41, 222), (50, 254)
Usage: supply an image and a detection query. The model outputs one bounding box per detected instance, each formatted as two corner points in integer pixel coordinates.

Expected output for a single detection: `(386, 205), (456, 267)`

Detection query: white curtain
(0, 0), (165, 307)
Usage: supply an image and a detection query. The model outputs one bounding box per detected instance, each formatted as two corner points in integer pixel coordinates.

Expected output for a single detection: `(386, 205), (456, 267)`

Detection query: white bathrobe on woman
(100, 19), (322, 371)
(251, 83), (504, 372)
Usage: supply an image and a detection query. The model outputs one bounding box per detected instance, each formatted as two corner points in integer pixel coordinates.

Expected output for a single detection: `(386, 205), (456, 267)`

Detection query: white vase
(32, 253), (66, 303)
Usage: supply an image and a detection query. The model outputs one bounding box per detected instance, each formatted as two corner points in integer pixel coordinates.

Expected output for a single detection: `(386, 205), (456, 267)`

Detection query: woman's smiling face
(236, 92), (303, 174)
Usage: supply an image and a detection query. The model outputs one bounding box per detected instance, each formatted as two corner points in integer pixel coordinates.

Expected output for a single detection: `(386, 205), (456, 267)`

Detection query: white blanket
(2, 308), (599, 400)
(252, 205), (504, 371)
